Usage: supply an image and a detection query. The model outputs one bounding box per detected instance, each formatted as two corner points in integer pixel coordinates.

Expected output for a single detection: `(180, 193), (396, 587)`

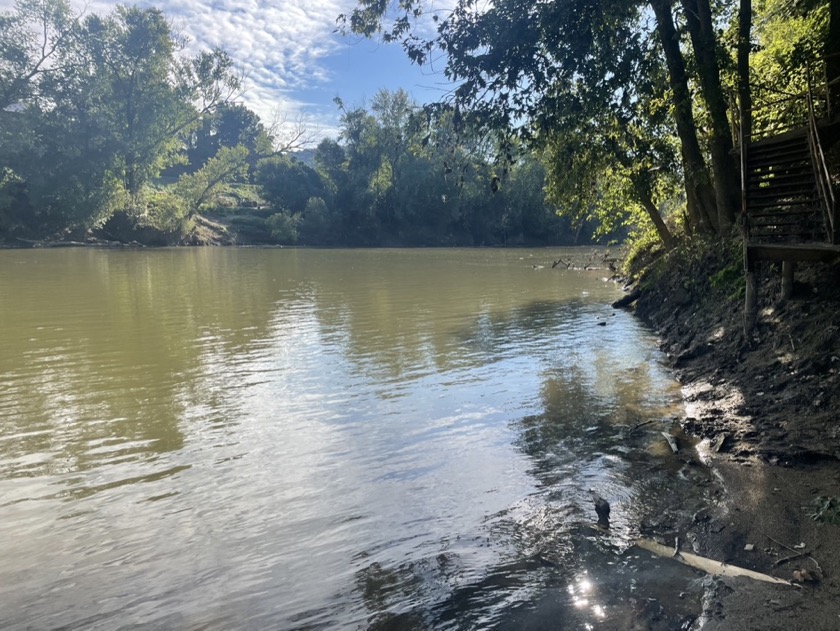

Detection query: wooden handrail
(806, 84), (837, 243)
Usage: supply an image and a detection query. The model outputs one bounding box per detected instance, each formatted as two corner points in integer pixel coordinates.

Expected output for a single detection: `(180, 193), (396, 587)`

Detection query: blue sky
(162, 0), (456, 139)
(1, 0), (456, 141)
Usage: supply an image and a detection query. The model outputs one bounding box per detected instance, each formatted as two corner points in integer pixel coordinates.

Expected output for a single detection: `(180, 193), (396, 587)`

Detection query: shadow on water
(0, 249), (720, 630)
(342, 300), (717, 631)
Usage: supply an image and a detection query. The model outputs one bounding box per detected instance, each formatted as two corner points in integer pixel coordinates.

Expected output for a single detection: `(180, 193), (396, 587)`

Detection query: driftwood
(762, 531), (823, 577)
(16, 236), (133, 248)
(630, 419), (656, 433)
(636, 537), (792, 586)
(661, 431), (679, 453)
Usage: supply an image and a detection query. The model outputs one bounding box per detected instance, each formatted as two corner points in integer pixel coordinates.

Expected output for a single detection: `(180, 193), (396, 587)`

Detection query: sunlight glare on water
(0, 248), (703, 630)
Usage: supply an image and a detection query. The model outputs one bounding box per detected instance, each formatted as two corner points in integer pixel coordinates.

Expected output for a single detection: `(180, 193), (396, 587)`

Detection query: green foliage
(174, 144), (250, 213)
(299, 196), (333, 244)
(623, 226), (666, 279)
(79, 6), (239, 195)
(709, 263), (745, 300)
(0, 0), (77, 110)
(0, 108), (123, 238)
(129, 187), (189, 233)
(256, 156), (325, 215)
(343, 0), (837, 243)
(282, 89), (585, 246)
(806, 496), (840, 525)
(746, 0), (831, 131)
(266, 211), (300, 244)
(0, 0), (241, 241)
(180, 103), (273, 177)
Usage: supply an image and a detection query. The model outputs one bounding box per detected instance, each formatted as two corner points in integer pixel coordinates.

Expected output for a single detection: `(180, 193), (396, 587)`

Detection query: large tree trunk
(631, 175), (677, 250)
(681, 0), (740, 231)
(737, 0), (752, 231)
(650, 0), (718, 234)
(738, 0), (752, 140)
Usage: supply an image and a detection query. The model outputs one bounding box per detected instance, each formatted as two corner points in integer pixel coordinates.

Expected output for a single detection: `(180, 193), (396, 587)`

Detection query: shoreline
(624, 243), (840, 629)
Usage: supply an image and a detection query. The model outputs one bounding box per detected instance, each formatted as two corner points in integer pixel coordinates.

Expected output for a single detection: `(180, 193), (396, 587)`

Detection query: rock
(592, 494), (611, 529)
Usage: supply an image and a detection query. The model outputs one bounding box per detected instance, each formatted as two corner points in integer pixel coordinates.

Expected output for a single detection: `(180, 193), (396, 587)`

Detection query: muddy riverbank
(625, 240), (840, 630)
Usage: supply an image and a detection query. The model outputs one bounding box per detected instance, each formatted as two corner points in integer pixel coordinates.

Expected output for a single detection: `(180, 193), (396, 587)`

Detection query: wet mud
(627, 243), (840, 630)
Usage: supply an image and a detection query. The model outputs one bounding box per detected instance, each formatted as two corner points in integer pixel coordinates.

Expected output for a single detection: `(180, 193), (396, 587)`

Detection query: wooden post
(781, 260), (795, 301)
(744, 246), (758, 334)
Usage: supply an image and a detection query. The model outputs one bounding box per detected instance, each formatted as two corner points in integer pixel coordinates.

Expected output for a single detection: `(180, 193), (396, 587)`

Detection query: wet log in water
(635, 537), (792, 586)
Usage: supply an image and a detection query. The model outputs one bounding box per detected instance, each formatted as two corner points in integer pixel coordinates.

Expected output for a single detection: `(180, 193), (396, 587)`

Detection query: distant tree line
(0, 0), (245, 240)
(7, 0), (831, 249)
(254, 90), (609, 247)
(0, 0), (608, 247)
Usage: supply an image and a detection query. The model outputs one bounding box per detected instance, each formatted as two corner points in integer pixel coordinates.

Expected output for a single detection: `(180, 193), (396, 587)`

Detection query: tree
(0, 1), (243, 240)
(0, 104), (122, 237)
(183, 103), (273, 174)
(79, 6), (240, 196)
(255, 156), (326, 215)
(648, 0), (717, 232)
(0, 0), (79, 110)
(680, 0), (740, 229)
(298, 196), (335, 244)
(341, 0), (740, 240)
(175, 144), (250, 215)
(830, 0), (840, 114)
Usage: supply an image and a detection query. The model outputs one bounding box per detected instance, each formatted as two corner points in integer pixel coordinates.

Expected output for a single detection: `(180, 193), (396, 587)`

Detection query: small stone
(744, 543), (755, 552)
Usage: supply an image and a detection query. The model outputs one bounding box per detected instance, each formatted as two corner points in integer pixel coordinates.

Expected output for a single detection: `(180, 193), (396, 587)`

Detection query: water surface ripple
(0, 248), (704, 630)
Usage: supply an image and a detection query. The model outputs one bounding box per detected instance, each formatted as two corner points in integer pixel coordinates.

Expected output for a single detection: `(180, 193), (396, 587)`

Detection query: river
(0, 248), (710, 629)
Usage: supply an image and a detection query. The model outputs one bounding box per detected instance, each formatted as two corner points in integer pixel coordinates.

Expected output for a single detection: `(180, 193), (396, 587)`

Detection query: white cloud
(0, 0), (363, 137)
(154, 0), (354, 133)
(2, 0), (457, 141)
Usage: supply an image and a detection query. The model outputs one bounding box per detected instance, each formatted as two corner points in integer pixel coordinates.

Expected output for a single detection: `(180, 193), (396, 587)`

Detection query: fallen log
(635, 537), (792, 586)
(661, 431), (679, 453)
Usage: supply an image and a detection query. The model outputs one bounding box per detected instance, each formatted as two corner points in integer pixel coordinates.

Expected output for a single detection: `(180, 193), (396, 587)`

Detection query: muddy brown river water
(0, 248), (715, 629)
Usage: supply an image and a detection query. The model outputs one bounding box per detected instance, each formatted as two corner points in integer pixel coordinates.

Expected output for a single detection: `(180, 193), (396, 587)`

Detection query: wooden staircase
(744, 128), (824, 243)
(742, 120), (839, 332)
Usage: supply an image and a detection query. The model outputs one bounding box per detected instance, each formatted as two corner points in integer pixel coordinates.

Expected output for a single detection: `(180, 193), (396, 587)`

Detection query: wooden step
(748, 162), (811, 174)
(748, 184), (816, 195)
(745, 243), (840, 263)
(747, 180), (817, 195)
(747, 186), (819, 201)
(750, 230), (821, 239)
(749, 137), (808, 150)
(747, 173), (817, 190)
(748, 164), (811, 176)
(749, 175), (815, 185)
(749, 202), (818, 213)
(748, 145), (810, 161)
(749, 208), (819, 218)
(749, 215), (818, 224)
(749, 129), (808, 149)
(748, 163), (812, 175)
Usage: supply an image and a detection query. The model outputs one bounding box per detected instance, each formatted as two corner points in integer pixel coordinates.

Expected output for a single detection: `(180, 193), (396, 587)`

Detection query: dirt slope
(625, 239), (840, 630)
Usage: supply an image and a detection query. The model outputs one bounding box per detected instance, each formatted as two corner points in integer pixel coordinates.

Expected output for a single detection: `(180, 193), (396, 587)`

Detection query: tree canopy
(342, 0), (839, 245)
(3, 0), (835, 247)
(0, 0), (240, 239)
